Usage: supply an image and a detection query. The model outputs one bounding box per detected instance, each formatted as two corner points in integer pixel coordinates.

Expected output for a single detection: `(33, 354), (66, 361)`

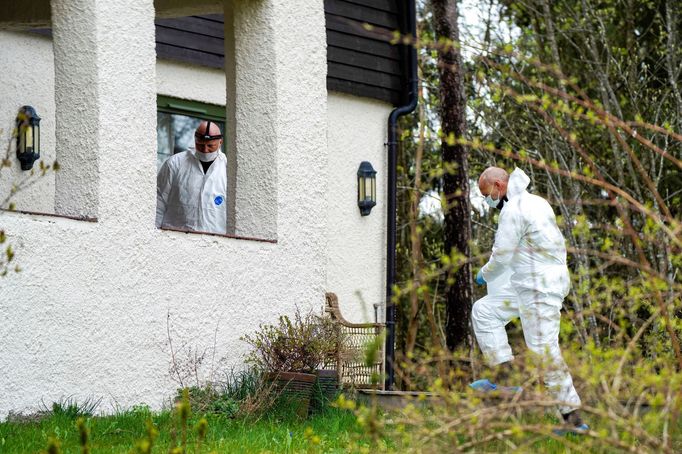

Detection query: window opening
(156, 95), (226, 172)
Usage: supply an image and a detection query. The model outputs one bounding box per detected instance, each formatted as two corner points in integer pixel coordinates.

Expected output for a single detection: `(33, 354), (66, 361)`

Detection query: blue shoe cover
(553, 422), (589, 436)
(469, 379), (497, 391)
(469, 379), (522, 393)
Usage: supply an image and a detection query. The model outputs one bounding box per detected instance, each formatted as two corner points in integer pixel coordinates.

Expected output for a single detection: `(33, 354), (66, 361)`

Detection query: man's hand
(475, 269), (486, 286)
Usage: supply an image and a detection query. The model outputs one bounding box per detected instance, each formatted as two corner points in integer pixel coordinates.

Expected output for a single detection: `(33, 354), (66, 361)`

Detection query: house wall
(0, 33), (227, 215)
(326, 93), (388, 323)
(0, 0), (388, 419)
(156, 60), (226, 105)
(0, 0), (326, 418)
(0, 31), (56, 213)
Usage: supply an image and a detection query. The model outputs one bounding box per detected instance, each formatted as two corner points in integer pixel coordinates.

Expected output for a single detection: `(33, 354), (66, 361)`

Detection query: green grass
(3, 403), (679, 453)
(0, 406), (366, 453)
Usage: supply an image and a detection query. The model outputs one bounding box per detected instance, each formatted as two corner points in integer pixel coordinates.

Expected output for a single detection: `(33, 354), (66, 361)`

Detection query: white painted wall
(0, 31), (56, 213)
(0, 0), (388, 418)
(225, 0), (279, 240)
(0, 34), (227, 215)
(156, 60), (226, 106)
(326, 93), (389, 323)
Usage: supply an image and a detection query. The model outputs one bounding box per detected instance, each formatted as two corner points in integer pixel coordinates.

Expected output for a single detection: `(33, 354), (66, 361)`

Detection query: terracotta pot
(310, 369), (339, 415)
(265, 371), (317, 418)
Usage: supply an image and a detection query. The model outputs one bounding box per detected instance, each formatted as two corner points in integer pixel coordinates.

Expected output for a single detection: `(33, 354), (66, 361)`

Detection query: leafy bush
(178, 386), (239, 417)
(175, 367), (265, 418)
(242, 309), (338, 374)
(215, 367), (261, 402)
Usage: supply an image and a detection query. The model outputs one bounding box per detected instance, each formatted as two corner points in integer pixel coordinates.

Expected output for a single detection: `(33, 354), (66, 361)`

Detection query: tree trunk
(432, 0), (473, 351)
(405, 71), (426, 356)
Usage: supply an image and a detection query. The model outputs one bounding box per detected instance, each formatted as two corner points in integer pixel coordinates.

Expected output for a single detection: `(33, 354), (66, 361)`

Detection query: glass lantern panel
(370, 176), (376, 201)
(16, 126), (23, 153)
(25, 124), (34, 150)
(365, 177), (372, 201)
(34, 124), (40, 153)
(359, 176), (365, 200)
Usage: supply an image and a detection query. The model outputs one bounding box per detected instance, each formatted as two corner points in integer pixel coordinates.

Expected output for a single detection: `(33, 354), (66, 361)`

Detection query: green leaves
(242, 310), (338, 374)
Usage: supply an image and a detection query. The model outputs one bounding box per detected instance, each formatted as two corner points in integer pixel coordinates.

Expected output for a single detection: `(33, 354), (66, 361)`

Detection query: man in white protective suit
(470, 166), (588, 433)
(156, 121), (227, 235)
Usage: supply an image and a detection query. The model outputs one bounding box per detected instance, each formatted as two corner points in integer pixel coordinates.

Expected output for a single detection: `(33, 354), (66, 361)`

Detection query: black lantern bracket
(15, 105), (41, 171)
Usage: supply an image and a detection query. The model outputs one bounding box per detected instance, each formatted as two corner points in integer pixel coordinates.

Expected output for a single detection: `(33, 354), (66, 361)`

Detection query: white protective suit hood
(505, 166), (531, 199)
(480, 168), (570, 297)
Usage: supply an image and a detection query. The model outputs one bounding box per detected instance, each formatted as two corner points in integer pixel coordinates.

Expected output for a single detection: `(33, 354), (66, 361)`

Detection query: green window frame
(156, 95), (227, 171)
(157, 95), (226, 121)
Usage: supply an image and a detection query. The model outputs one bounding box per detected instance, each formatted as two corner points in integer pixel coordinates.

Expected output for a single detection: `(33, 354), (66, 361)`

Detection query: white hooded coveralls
(473, 168), (581, 414)
(156, 148), (228, 235)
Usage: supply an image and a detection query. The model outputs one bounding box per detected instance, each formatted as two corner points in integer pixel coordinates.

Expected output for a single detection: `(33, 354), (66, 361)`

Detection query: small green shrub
(46, 397), (102, 420)
(242, 308), (338, 374)
(216, 367), (261, 402)
(178, 386), (239, 417)
(172, 367), (270, 418)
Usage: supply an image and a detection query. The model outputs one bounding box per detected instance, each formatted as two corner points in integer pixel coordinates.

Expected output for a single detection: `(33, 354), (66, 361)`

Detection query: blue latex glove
(475, 269), (486, 286)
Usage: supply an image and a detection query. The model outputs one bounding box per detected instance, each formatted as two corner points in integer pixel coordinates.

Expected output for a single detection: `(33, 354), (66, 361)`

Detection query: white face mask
(485, 187), (500, 208)
(196, 150), (218, 162)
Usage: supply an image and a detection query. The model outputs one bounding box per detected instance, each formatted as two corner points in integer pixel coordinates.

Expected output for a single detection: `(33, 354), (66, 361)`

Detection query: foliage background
(387, 0), (682, 450)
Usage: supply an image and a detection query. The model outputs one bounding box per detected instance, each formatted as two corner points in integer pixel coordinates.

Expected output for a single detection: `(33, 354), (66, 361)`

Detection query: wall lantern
(15, 106), (41, 171)
(357, 161), (377, 216)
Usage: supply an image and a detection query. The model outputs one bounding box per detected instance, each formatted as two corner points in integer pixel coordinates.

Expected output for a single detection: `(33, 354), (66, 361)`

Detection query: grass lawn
(0, 406), (368, 453)
(2, 403), (678, 453)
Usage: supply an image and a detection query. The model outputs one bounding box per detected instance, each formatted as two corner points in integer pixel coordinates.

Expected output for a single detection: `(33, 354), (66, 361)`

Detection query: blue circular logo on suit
(214, 195), (224, 206)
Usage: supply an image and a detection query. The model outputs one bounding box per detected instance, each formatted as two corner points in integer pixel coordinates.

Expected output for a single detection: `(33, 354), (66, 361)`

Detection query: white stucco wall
(156, 60), (226, 105)
(0, 31), (56, 213)
(0, 0), (387, 418)
(326, 93), (389, 323)
(0, 34), (227, 215)
(0, 0), (329, 418)
(226, 0), (280, 240)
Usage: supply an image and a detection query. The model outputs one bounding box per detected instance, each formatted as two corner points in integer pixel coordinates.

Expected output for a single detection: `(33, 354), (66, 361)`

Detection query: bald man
(156, 121), (227, 234)
(470, 166), (587, 433)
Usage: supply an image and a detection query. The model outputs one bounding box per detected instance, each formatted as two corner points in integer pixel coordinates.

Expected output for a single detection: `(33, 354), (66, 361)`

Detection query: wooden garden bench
(324, 292), (386, 390)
